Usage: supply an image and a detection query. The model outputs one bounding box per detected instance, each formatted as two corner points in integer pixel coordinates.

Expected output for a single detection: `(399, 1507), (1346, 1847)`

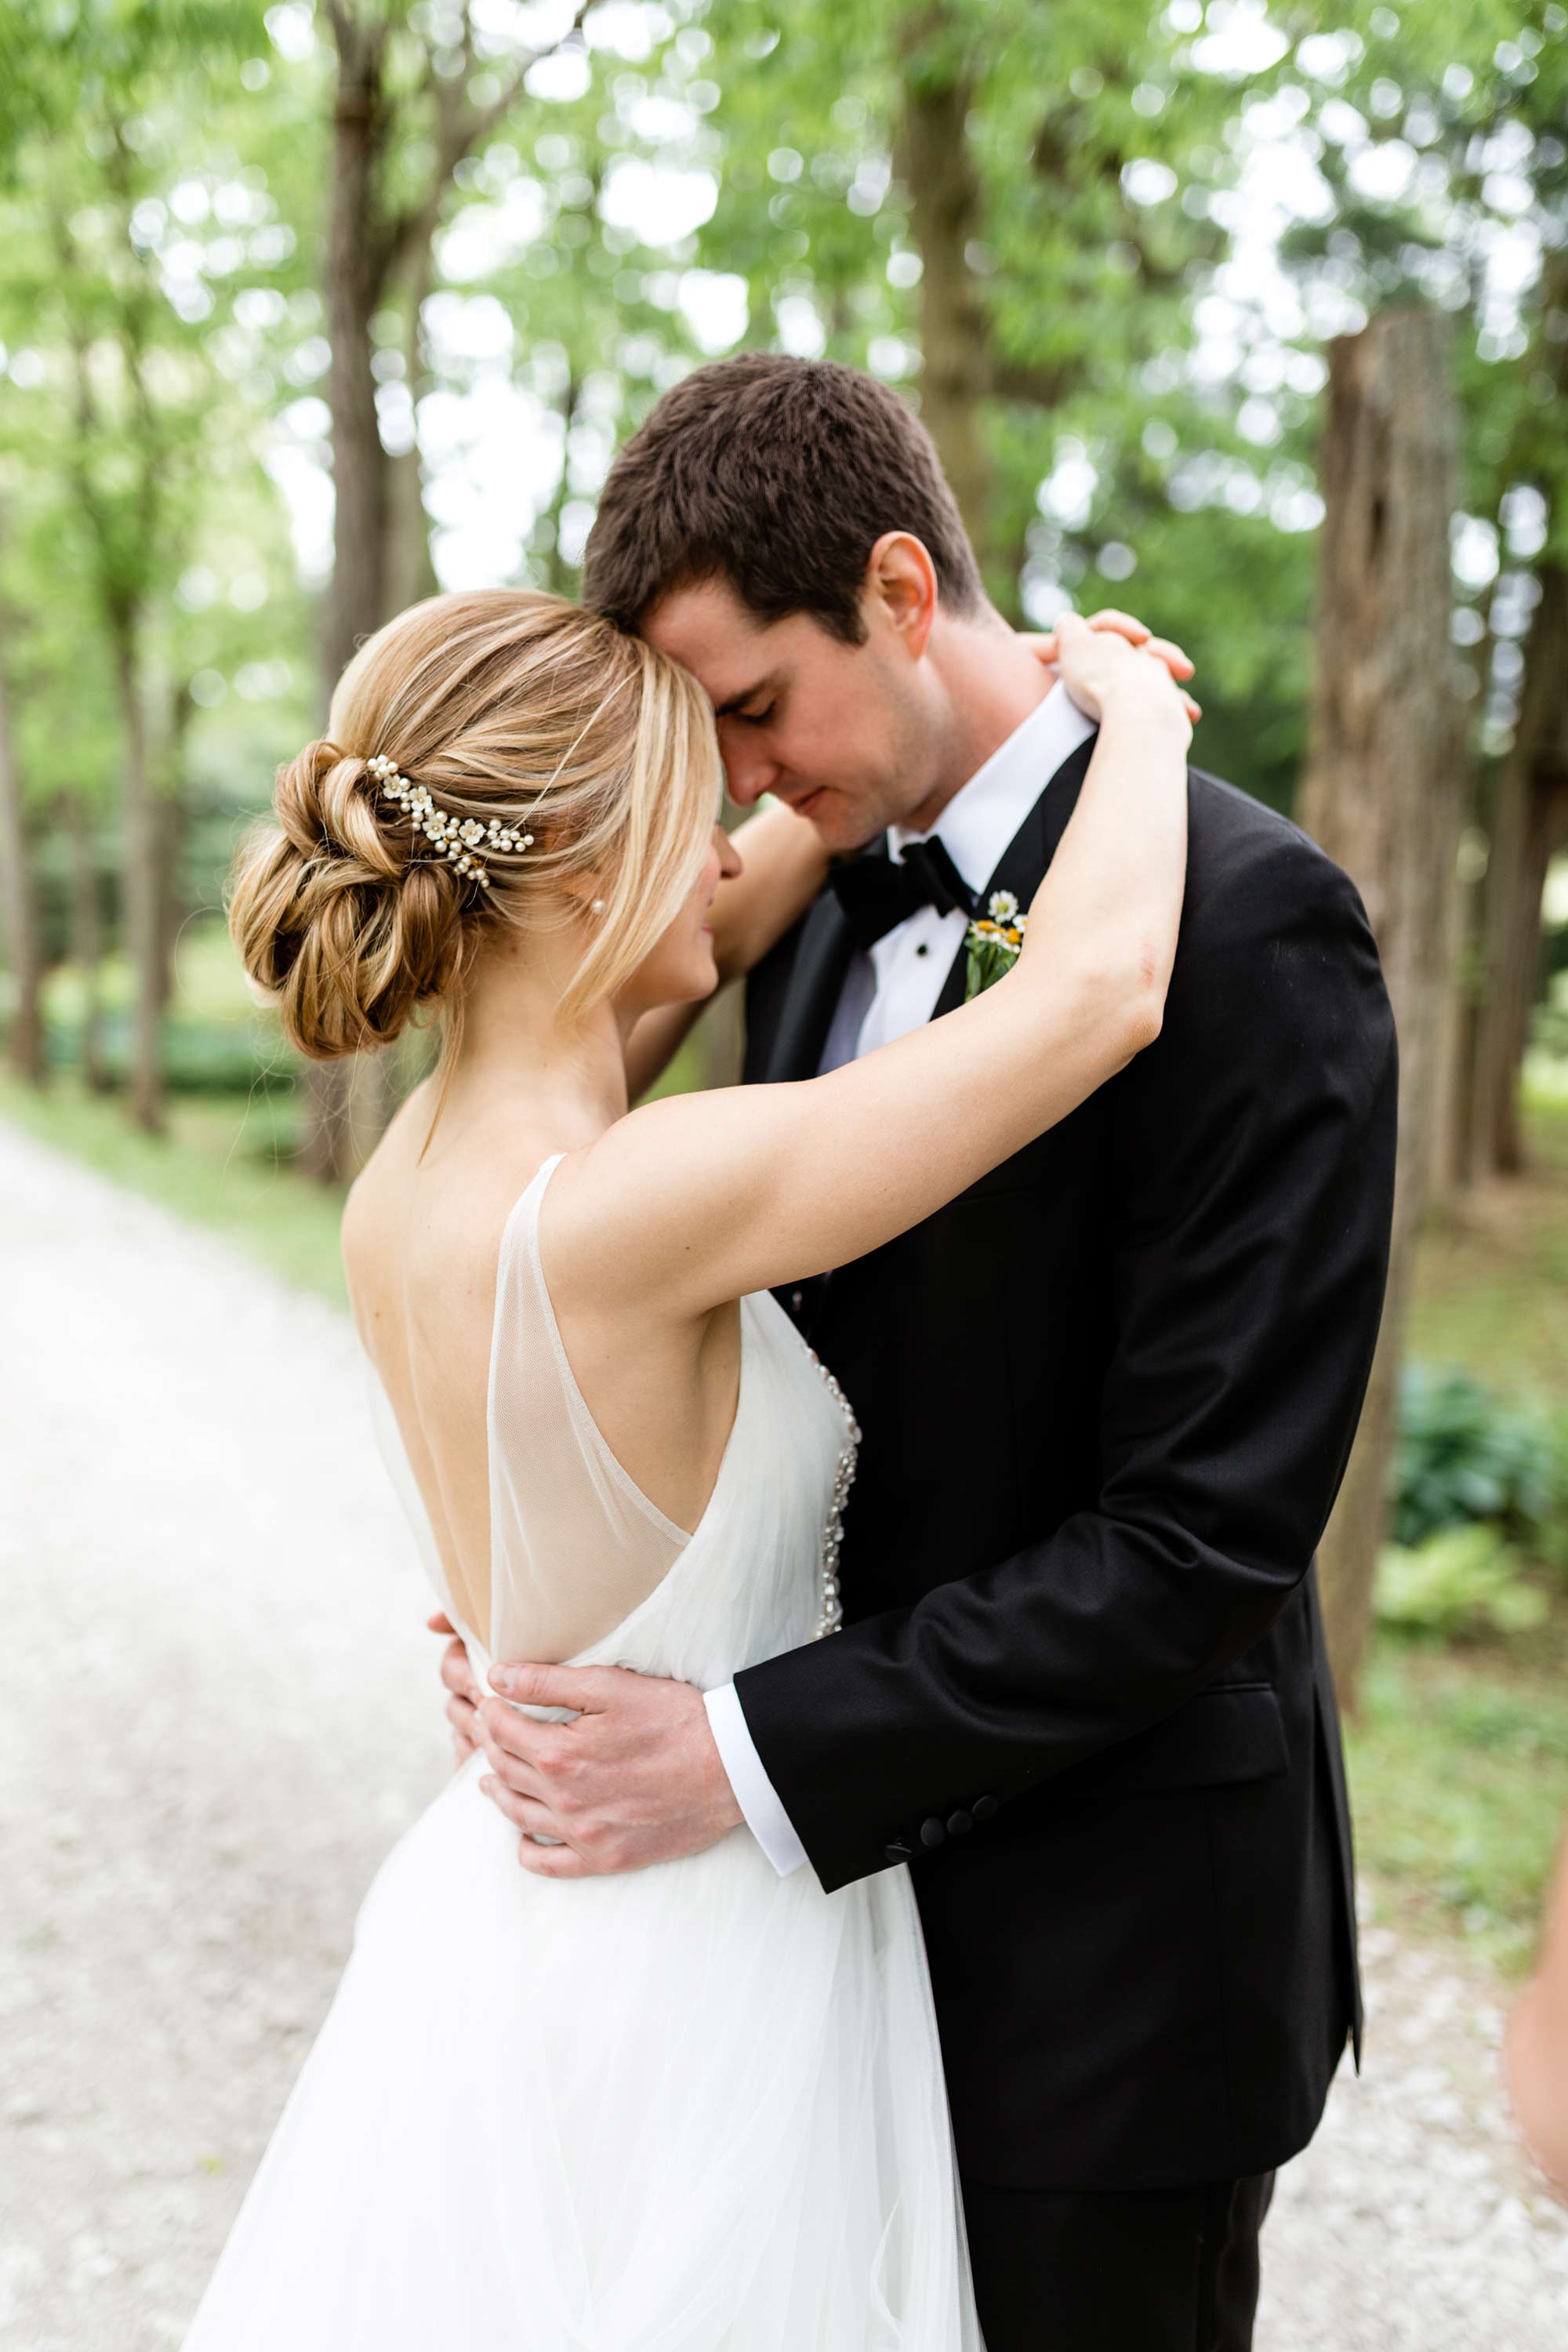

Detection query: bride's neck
(438, 918), (631, 1136)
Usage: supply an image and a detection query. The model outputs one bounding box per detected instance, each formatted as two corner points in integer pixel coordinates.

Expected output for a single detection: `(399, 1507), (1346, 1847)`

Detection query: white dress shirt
(705, 682), (1098, 1875)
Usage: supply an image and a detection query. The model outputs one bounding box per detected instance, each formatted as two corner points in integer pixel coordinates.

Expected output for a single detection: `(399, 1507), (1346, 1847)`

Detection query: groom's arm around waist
(729, 825), (1399, 1895)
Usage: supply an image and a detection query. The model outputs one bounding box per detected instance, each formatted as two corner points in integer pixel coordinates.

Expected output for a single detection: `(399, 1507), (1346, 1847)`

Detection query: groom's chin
(789, 788), (880, 857)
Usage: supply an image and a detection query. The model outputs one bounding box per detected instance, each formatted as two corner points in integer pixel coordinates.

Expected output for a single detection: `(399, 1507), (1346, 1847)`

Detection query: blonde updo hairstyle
(229, 588), (721, 1066)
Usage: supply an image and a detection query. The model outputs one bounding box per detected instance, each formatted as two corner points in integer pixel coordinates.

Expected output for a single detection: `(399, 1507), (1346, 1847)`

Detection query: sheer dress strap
(484, 1153), (689, 1667)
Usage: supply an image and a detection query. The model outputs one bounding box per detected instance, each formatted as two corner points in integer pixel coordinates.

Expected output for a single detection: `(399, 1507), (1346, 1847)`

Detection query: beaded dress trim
(800, 1347), (860, 1639)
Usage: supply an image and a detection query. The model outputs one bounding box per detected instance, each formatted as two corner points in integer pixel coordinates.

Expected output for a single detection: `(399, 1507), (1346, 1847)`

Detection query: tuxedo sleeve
(730, 829), (1399, 1895)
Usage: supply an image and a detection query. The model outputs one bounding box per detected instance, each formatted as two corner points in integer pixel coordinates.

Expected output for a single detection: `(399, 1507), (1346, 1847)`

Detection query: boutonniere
(964, 892), (1028, 1000)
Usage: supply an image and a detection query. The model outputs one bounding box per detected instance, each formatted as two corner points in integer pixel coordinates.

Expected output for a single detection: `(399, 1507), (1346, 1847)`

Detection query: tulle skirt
(180, 1751), (980, 2350)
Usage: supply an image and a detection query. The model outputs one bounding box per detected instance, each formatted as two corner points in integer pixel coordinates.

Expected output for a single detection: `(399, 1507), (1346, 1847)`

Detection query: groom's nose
(722, 744), (779, 808)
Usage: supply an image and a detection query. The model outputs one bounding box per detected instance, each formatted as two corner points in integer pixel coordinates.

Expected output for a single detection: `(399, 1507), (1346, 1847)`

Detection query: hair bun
(228, 738), (466, 1061)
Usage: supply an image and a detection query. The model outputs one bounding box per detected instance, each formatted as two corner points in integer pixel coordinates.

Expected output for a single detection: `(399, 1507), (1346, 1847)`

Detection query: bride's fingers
(441, 1638), (478, 1697)
(426, 1609), (457, 1635)
(514, 1830), (594, 1878)
(1142, 633), (1195, 680)
(1084, 615), (1195, 682)
(1020, 616), (1194, 679)
(1016, 616), (1199, 721)
(1080, 608), (1152, 644)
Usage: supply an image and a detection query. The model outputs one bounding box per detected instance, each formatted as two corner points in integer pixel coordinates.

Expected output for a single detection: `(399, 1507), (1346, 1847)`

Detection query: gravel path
(2, 1114), (1566, 2350)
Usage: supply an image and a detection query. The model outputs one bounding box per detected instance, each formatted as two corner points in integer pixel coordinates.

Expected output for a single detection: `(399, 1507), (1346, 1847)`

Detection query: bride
(183, 585), (1190, 2349)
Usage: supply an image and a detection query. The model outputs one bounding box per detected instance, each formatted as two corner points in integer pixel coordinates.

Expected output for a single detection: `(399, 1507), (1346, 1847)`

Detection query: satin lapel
(931, 735), (1098, 1020)
(763, 887), (859, 1083)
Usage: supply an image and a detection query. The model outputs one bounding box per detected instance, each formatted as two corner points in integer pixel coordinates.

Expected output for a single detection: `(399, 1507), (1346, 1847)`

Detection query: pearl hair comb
(367, 752), (534, 891)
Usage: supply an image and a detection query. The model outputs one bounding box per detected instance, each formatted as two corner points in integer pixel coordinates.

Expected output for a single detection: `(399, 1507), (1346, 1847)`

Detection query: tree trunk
(111, 613), (164, 1134)
(0, 604), (45, 1086)
(151, 782), (184, 1014)
(1422, 843), (1470, 1207)
(64, 793), (108, 1092)
(1469, 746), (1532, 1179)
(1296, 307), (1465, 1709)
(299, 19), (394, 1185)
(543, 365), (584, 594)
(154, 679), (194, 1013)
(323, 35), (390, 694)
(387, 238), (441, 616)
(303, 4), (580, 1179)
(897, 18), (993, 570)
(1468, 560), (1568, 1178)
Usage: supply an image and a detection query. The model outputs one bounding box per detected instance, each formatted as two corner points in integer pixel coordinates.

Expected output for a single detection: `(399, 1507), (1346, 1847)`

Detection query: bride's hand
(1020, 607), (1200, 724)
(428, 1609), (482, 1767)
(1038, 608), (1195, 737)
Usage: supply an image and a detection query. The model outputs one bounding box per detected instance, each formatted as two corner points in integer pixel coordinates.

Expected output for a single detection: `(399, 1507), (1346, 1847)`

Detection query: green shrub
(1393, 1364), (1563, 1552)
(46, 1013), (296, 1098)
(1348, 1650), (1568, 1971)
(1374, 1522), (1548, 1639)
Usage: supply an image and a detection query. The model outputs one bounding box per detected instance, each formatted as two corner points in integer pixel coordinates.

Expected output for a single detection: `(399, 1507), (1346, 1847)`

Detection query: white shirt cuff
(704, 1682), (808, 1877)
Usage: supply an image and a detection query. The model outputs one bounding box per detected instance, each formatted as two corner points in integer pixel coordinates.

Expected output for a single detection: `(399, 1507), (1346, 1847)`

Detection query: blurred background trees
(0, 0), (1565, 1773)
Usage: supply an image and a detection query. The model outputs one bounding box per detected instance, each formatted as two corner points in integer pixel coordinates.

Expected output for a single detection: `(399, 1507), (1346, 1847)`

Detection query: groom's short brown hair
(583, 354), (985, 644)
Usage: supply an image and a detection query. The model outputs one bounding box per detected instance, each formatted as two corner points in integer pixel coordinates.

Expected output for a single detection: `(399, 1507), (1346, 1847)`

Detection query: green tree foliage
(0, 0), (1562, 1156)
(688, 0), (1338, 808)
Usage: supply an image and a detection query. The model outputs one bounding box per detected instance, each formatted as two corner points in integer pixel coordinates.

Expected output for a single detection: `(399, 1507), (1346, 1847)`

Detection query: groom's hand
(473, 1661), (745, 1878)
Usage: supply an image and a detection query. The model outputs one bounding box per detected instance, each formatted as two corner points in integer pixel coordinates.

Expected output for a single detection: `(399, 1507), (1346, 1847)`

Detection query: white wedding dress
(181, 1155), (982, 2350)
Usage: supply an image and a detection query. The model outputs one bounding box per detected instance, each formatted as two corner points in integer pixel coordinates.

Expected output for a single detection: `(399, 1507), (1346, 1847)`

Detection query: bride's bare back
(343, 1081), (742, 1665)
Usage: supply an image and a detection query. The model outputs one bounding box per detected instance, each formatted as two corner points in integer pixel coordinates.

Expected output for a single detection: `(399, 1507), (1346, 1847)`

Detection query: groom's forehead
(641, 577), (771, 691)
(641, 580), (834, 709)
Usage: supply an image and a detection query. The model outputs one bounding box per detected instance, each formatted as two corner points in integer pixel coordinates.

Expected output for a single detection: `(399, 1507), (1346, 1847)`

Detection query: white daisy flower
(989, 891), (1019, 923)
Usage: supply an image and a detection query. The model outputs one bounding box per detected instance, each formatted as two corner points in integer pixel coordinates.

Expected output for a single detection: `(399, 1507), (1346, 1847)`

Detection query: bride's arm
(561, 615), (1190, 1314)
(622, 800), (828, 1102)
(622, 613), (1193, 1105)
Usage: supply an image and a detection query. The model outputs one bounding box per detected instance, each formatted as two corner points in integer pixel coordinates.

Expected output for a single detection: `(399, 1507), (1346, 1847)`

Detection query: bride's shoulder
(540, 1101), (701, 1296)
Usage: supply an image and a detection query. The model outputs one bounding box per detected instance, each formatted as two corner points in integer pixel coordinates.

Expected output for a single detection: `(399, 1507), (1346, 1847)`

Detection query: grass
(0, 1071), (353, 1302)
(1345, 1083), (1568, 1973)
(1347, 1645), (1568, 1973)
(1407, 1085), (1568, 1401)
(1343, 1083), (1568, 1971)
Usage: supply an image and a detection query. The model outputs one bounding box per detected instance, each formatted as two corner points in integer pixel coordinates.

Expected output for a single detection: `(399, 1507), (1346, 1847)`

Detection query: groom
(445, 354), (1398, 2348)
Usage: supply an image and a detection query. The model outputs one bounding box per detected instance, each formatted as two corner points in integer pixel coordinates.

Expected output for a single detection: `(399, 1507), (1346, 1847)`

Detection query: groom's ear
(865, 532), (938, 662)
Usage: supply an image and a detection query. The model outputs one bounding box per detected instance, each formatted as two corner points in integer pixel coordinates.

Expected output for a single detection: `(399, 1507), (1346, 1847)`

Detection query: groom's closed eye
(715, 673), (786, 725)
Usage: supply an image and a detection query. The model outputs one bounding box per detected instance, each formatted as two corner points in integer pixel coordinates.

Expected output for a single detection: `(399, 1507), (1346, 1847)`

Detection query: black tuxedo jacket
(735, 740), (1398, 2193)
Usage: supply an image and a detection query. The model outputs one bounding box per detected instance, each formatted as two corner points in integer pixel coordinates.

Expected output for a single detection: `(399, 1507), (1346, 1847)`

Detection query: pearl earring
(590, 898), (605, 914)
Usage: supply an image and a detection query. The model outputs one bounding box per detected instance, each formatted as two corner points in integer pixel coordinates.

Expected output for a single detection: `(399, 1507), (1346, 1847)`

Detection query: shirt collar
(890, 682), (1098, 896)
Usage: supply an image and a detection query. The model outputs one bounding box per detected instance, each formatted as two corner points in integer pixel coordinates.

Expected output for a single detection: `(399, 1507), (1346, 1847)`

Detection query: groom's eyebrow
(713, 672), (783, 717)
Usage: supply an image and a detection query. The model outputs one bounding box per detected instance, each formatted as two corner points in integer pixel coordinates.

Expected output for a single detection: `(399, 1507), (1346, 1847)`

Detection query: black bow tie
(829, 837), (980, 953)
